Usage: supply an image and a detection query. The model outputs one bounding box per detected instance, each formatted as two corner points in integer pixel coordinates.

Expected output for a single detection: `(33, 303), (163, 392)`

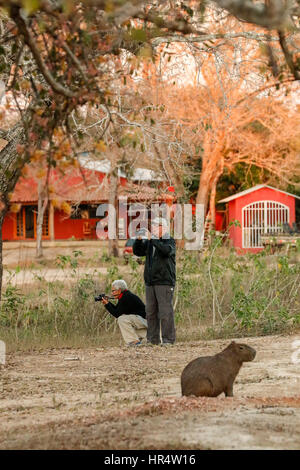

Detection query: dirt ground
(2, 241), (123, 269)
(2, 242), (131, 285)
(0, 333), (300, 450)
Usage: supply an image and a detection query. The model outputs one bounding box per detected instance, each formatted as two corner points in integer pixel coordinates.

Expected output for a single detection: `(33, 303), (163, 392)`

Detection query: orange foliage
(61, 201), (72, 216)
(10, 203), (21, 213)
(163, 46), (300, 212)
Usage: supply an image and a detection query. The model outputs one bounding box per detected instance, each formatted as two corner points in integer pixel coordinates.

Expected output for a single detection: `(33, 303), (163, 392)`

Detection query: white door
(242, 201), (289, 248)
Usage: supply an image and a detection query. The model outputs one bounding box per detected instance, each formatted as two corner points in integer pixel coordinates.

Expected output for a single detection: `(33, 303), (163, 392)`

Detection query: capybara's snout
(246, 345), (256, 361)
(234, 343), (256, 362)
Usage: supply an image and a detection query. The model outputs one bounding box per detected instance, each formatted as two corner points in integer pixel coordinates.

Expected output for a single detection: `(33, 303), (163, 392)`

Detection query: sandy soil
(0, 333), (300, 450)
(2, 242), (131, 285)
(2, 242), (123, 269)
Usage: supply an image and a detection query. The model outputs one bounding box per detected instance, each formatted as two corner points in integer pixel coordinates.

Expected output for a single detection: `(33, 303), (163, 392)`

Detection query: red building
(218, 185), (300, 252)
(2, 165), (171, 242)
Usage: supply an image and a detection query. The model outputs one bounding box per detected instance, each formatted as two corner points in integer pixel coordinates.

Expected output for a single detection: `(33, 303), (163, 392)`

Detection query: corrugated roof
(218, 184), (300, 203)
(78, 156), (124, 177)
(78, 154), (164, 181)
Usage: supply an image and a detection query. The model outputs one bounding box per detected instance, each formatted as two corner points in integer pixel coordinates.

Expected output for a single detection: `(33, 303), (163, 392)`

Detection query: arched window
(242, 201), (289, 248)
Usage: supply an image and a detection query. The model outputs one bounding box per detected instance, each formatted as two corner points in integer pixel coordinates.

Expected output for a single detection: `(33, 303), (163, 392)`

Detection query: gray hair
(112, 279), (128, 291)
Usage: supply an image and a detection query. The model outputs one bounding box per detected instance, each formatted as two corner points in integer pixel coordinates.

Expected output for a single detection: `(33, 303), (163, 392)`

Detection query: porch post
(49, 201), (55, 241)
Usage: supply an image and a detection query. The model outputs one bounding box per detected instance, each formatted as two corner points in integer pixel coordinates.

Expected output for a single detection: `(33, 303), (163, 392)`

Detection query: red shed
(218, 185), (300, 253)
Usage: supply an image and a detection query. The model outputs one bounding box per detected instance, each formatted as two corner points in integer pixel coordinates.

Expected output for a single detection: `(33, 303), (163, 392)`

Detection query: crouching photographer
(96, 280), (147, 347)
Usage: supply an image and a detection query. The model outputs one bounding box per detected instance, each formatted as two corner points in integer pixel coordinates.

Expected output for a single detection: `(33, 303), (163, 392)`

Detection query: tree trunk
(196, 162), (222, 253)
(196, 171), (211, 217)
(108, 170), (119, 257)
(209, 176), (218, 231)
(49, 201), (55, 241)
(36, 180), (48, 259)
(0, 123), (27, 299)
(0, 208), (6, 301)
(196, 153), (224, 220)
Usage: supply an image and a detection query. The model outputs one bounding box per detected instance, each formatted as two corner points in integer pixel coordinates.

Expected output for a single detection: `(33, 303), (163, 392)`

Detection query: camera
(94, 293), (108, 302)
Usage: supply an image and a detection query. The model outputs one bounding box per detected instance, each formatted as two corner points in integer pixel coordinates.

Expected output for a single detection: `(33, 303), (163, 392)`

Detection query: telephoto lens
(94, 294), (114, 302)
(94, 294), (105, 302)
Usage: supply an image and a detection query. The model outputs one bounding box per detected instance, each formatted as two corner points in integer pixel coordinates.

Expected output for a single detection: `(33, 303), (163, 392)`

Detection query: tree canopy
(0, 0), (299, 296)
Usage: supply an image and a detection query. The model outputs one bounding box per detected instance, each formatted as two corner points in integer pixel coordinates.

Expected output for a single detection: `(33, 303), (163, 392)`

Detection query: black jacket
(133, 236), (176, 286)
(104, 290), (146, 319)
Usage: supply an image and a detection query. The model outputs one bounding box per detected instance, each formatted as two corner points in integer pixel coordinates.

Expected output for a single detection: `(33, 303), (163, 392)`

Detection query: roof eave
(218, 185), (300, 203)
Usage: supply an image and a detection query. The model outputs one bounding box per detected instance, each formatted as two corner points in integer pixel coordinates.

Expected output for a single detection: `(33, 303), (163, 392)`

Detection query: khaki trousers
(117, 314), (148, 344)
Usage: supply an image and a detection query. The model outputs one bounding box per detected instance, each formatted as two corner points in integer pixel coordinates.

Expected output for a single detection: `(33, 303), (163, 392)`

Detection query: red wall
(227, 187), (296, 253)
(2, 212), (15, 241)
(54, 211), (99, 240)
(2, 209), (106, 241)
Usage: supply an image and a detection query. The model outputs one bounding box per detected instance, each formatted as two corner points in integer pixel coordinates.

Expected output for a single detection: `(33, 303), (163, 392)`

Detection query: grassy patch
(1, 242), (300, 351)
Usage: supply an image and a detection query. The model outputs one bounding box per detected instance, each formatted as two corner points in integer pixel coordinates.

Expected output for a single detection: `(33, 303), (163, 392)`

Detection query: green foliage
(174, 241), (300, 339)
(55, 250), (83, 273)
(100, 250), (112, 263)
(127, 28), (148, 43)
(22, 0), (40, 15)
(0, 285), (25, 326)
(217, 163), (270, 206)
(1, 244), (299, 348)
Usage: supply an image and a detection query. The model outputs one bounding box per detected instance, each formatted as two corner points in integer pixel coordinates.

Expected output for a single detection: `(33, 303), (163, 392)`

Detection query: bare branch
(151, 31), (279, 46)
(10, 5), (78, 98)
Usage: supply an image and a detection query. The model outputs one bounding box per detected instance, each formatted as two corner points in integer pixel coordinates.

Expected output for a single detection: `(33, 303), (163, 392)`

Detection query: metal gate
(242, 201), (289, 248)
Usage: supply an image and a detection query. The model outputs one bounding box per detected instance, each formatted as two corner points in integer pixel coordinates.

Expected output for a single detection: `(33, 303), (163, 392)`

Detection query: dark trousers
(145, 285), (176, 344)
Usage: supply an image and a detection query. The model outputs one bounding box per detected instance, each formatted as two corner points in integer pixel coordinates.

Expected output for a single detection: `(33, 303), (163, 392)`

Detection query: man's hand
(101, 297), (109, 305)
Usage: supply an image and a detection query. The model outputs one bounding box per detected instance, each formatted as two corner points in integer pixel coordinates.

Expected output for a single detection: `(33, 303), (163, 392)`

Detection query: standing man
(133, 217), (176, 345)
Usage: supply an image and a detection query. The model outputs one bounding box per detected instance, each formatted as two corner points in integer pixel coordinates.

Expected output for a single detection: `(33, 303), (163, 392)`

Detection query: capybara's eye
(239, 346), (244, 349)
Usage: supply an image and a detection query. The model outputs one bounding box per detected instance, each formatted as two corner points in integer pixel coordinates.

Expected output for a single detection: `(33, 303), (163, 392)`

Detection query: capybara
(181, 341), (256, 397)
